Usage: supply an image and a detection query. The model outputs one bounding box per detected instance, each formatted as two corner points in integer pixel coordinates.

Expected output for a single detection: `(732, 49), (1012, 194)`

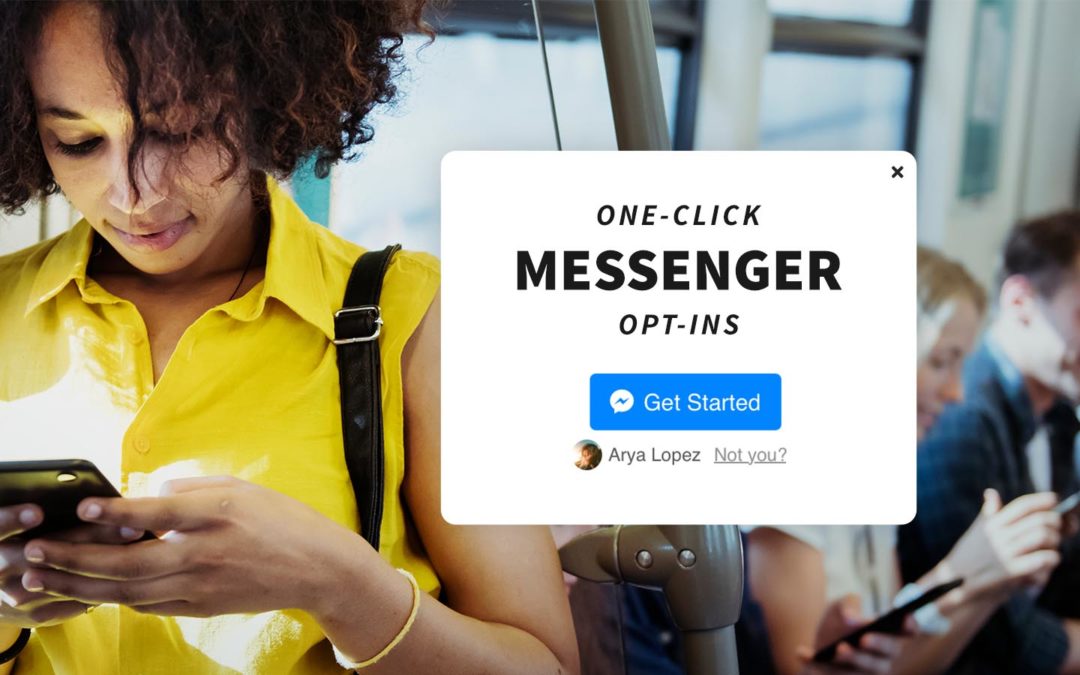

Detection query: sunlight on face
(1031, 272), (1080, 402)
(916, 298), (980, 440)
(26, 2), (253, 278)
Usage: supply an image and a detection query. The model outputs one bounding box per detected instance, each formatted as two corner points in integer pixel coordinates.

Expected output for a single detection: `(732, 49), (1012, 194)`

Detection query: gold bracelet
(331, 568), (422, 671)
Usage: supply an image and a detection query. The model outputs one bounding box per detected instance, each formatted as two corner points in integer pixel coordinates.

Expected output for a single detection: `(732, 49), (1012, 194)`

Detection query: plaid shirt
(898, 340), (1080, 675)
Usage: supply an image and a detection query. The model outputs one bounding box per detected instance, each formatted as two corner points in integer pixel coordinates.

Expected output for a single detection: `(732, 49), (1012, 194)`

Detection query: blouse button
(134, 436), (151, 454)
(127, 330), (145, 345)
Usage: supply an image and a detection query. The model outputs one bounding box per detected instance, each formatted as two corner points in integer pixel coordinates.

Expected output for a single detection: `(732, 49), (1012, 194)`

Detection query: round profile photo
(574, 439), (603, 471)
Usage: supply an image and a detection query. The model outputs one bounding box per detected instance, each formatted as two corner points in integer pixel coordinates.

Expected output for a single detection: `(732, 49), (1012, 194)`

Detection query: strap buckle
(334, 305), (383, 345)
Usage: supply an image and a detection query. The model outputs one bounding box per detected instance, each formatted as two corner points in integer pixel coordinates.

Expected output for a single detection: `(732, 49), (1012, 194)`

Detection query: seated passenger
(900, 212), (1080, 674)
(746, 246), (1063, 675)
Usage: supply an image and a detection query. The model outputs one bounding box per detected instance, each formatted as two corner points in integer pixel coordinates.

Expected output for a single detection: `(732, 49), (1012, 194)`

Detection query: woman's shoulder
(0, 234), (61, 280)
(305, 224), (440, 344)
(307, 223), (439, 293)
(268, 176), (439, 302)
(0, 233), (68, 319)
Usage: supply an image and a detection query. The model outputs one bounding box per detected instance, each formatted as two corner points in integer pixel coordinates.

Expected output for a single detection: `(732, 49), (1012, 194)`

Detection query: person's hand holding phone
(796, 594), (916, 675)
(1053, 490), (1080, 539)
(0, 504), (142, 628)
(16, 476), (386, 621)
(936, 489), (1062, 601)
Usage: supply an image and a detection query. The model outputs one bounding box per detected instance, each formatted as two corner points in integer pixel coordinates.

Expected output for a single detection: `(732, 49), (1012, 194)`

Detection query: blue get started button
(590, 373), (782, 431)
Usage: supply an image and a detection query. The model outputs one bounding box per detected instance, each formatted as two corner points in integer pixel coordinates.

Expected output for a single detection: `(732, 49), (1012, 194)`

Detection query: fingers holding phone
(798, 594), (917, 674)
(797, 608), (916, 674)
(0, 505), (142, 628)
(799, 639), (898, 669)
(0, 461), (155, 629)
(2, 525), (145, 627)
(797, 639), (908, 675)
(1054, 490), (1080, 538)
(938, 490), (1062, 601)
(0, 505), (42, 542)
(0, 503), (84, 627)
(984, 490), (1062, 592)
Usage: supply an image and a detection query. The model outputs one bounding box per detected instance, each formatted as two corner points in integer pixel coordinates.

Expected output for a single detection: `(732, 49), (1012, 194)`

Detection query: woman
(0, 2), (578, 673)
(746, 247), (1063, 675)
(574, 441), (602, 471)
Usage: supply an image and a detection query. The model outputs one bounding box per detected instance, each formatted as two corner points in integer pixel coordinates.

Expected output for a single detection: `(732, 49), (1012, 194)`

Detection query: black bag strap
(334, 244), (400, 552)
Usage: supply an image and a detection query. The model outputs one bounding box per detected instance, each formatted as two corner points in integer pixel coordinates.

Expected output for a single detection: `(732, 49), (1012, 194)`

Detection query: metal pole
(531, 0), (564, 150)
(683, 627), (740, 675)
(560, 525), (744, 675)
(566, 5), (743, 673)
(593, 0), (672, 151)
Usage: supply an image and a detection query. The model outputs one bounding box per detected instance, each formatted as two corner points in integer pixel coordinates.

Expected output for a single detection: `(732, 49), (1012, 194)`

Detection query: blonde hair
(917, 247), (987, 363)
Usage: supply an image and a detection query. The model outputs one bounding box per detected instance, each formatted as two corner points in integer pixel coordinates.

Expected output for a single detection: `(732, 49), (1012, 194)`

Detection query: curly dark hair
(0, 0), (429, 215)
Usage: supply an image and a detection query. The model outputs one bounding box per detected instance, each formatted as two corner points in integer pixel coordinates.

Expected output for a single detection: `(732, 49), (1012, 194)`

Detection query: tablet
(812, 578), (964, 662)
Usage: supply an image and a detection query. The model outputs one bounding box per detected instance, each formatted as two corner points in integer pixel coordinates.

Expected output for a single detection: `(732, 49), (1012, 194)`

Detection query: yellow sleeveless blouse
(0, 177), (441, 674)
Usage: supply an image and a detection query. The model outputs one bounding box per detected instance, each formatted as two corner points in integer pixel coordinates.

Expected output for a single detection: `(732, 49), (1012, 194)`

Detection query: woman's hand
(796, 595), (915, 675)
(936, 489), (1062, 602)
(1, 504), (142, 627)
(18, 476), (375, 619)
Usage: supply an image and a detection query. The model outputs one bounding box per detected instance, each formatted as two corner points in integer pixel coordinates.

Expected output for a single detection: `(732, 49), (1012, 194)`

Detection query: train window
(759, 53), (912, 150)
(327, 0), (696, 253)
(762, 0), (928, 151)
(542, 39), (682, 150)
(0, 203), (42, 256)
(329, 32), (554, 255)
(768, 0), (915, 26)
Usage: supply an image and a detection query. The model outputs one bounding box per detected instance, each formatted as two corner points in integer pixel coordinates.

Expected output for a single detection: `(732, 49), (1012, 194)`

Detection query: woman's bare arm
(317, 292), (580, 674)
(746, 527), (828, 675)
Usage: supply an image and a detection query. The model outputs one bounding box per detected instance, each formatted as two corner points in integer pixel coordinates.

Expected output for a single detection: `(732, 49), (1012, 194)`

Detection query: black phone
(812, 578), (964, 662)
(0, 459), (128, 538)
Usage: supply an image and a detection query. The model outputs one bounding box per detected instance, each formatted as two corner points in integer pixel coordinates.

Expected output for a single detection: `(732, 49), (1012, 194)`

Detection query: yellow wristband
(332, 568), (421, 671)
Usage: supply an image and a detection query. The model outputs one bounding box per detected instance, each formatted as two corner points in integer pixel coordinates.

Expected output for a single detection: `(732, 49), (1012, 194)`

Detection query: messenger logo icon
(610, 389), (634, 414)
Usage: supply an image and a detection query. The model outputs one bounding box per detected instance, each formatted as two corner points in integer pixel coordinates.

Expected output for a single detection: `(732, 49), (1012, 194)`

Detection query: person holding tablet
(745, 247), (1063, 675)
(0, 2), (578, 673)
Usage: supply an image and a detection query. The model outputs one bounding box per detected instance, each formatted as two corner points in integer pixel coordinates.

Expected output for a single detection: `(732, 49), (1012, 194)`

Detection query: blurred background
(2, 1), (1077, 673)
(4, 0), (1077, 296)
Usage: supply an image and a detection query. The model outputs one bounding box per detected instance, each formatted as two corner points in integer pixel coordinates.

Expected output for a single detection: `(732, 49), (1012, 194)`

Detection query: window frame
(423, 0), (704, 149)
(768, 0), (931, 152)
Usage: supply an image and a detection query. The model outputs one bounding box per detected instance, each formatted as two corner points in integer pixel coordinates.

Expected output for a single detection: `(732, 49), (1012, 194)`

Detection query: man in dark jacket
(899, 211), (1080, 674)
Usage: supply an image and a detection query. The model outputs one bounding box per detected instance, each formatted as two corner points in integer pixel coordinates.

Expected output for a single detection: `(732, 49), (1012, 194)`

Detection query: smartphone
(0, 459), (128, 538)
(1055, 491), (1080, 516)
(812, 578), (964, 662)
